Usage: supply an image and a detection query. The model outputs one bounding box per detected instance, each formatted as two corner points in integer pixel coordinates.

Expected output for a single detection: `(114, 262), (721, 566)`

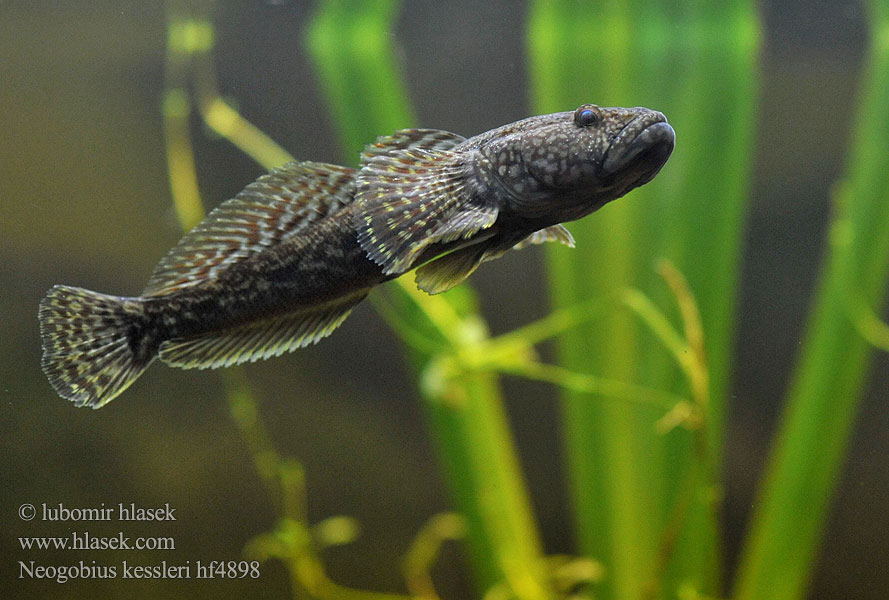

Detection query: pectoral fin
(355, 143), (497, 276)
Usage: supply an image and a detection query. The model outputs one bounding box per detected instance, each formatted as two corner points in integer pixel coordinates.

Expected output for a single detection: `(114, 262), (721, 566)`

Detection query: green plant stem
(164, 1), (290, 516)
(528, 2), (759, 598)
(165, 8), (411, 600)
(733, 4), (889, 598)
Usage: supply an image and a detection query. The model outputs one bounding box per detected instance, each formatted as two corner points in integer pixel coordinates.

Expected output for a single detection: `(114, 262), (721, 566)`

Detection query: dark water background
(1, 1), (886, 598)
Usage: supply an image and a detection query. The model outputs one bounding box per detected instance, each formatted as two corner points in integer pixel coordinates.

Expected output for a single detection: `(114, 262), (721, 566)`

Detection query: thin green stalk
(852, 301), (889, 350)
(165, 7), (417, 599)
(733, 4), (889, 598)
(494, 361), (690, 414)
(305, 2), (552, 597)
(164, 1), (289, 517)
(403, 513), (466, 600)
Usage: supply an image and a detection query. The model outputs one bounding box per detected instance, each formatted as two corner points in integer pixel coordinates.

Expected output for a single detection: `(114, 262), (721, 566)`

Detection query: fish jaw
(599, 111), (676, 194)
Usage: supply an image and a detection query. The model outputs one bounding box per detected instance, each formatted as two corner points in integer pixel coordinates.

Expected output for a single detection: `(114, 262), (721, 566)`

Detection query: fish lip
(600, 113), (675, 178)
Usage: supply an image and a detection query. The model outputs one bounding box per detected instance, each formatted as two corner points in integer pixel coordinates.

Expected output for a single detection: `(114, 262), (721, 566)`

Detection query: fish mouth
(600, 113), (676, 188)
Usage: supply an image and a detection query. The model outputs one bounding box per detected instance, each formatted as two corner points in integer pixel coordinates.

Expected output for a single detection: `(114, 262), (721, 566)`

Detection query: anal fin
(158, 291), (367, 369)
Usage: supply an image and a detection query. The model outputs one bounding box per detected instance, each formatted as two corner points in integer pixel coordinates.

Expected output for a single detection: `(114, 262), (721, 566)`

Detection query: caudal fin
(38, 285), (152, 408)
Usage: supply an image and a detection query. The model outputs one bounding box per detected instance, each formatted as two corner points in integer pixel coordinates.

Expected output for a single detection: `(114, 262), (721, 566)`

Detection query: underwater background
(2, 1), (887, 599)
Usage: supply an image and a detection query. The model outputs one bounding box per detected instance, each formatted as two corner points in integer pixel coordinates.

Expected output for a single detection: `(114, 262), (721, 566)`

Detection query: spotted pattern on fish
(38, 104), (675, 408)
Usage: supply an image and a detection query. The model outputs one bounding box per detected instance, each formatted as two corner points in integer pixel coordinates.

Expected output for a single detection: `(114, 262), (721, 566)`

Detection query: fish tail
(38, 285), (153, 408)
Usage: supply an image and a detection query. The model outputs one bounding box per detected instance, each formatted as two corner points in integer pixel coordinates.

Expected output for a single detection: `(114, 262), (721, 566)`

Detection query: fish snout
(600, 111), (675, 181)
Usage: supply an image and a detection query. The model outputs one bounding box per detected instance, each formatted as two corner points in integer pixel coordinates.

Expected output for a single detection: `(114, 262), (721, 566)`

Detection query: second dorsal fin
(143, 161), (357, 297)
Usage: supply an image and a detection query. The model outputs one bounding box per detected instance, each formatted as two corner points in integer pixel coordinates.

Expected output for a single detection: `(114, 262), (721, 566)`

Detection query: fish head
(478, 104), (675, 222)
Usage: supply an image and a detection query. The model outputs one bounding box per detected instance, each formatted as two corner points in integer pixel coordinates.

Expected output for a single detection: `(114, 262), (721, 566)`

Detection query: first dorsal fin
(360, 128), (466, 166)
(143, 161), (357, 297)
(158, 290), (367, 369)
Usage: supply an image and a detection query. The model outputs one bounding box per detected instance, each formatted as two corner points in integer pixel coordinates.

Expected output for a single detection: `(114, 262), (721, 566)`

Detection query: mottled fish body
(39, 104), (675, 407)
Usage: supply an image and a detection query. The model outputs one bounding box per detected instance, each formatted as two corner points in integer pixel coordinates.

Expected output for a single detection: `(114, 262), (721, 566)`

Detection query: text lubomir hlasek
(40, 503), (176, 521)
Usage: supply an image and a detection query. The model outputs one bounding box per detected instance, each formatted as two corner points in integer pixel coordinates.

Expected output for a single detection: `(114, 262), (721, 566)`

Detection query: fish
(39, 104), (675, 408)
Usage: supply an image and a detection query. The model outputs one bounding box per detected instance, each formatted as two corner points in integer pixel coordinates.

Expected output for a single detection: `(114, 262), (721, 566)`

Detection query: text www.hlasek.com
(19, 531), (174, 551)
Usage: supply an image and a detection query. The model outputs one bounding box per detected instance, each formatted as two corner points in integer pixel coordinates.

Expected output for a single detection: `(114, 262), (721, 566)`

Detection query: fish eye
(574, 105), (599, 127)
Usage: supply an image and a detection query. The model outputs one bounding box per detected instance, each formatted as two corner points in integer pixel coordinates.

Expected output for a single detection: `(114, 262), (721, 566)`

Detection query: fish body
(39, 104), (675, 407)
